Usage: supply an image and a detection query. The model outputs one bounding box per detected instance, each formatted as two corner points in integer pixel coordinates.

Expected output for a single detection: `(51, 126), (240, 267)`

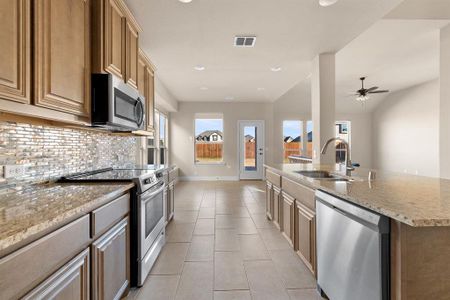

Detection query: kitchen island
(265, 163), (450, 300)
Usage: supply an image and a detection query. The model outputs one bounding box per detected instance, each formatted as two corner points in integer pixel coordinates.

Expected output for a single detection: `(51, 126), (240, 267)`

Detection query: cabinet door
(23, 249), (90, 300)
(169, 182), (175, 221)
(92, 217), (130, 300)
(273, 186), (281, 230)
(137, 51), (146, 96)
(265, 181), (273, 220)
(125, 20), (138, 89)
(34, 0), (90, 116)
(146, 66), (155, 131)
(0, 0), (30, 104)
(282, 192), (295, 247)
(295, 201), (316, 275)
(104, 0), (125, 79)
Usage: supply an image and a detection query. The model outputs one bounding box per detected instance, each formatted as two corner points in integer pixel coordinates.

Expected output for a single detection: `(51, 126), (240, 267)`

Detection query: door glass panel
(145, 191), (164, 237)
(244, 126), (257, 171)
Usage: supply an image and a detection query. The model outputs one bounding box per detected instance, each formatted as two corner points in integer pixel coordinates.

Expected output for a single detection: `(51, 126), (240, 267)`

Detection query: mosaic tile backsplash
(0, 121), (139, 191)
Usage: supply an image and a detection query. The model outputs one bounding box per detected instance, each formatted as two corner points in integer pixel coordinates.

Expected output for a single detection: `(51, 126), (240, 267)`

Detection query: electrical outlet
(3, 165), (26, 179)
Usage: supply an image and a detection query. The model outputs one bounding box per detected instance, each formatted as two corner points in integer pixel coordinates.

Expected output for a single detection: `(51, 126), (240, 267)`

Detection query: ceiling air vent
(234, 36), (256, 47)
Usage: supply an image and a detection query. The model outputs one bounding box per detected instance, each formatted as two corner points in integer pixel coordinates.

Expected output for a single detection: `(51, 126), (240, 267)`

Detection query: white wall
(170, 102), (273, 180)
(372, 79), (439, 177)
(439, 24), (450, 178)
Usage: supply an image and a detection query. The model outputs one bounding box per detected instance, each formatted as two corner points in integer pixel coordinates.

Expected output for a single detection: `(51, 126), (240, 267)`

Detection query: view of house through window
(284, 120), (352, 163)
(335, 121), (351, 164)
(244, 126), (257, 170)
(195, 116), (224, 163)
(283, 121), (303, 163)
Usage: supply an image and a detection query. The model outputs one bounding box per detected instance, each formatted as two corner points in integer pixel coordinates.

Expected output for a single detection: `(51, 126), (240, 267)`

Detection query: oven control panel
(144, 177), (154, 185)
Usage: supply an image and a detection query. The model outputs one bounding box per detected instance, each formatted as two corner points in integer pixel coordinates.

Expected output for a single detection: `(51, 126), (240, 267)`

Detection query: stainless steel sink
(295, 170), (351, 182)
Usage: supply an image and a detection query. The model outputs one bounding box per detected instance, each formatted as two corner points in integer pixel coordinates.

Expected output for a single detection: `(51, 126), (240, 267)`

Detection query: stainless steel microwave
(91, 73), (146, 131)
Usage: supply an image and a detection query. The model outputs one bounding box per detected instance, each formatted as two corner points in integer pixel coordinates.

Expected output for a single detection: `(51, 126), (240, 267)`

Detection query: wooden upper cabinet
(137, 52), (146, 95)
(104, 0), (126, 79)
(125, 20), (139, 89)
(92, 0), (141, 86)
(0, 0), (30, 104)
(137, 49), (155, 132)
(34, 0), (90, 117)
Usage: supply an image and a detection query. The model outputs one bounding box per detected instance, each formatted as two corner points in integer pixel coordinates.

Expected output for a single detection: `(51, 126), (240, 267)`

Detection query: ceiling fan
(352, 77), (389, 103)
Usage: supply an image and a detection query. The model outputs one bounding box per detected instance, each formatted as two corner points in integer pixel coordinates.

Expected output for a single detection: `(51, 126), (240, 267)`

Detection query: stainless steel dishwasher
(315, 190), (390, 300)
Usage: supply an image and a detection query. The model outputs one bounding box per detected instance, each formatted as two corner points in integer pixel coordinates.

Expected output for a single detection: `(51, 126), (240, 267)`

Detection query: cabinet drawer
(265, 169), (281, 188)
(91, 193), (130, 238)
(169, 168), (178, 183)
(282, 177), (315, 210)
(0, 215), (90, 299)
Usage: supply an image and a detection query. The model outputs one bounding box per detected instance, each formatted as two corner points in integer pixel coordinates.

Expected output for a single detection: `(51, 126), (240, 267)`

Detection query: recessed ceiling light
(225, 96), (234, 101)
(194, 65), (205, 71)
(319, 0), (338, 7)
(257, 87), (265, 91)
(178, 0), (192, 3)
(200, 87), (208, 90)
(270, 67), (282, 72)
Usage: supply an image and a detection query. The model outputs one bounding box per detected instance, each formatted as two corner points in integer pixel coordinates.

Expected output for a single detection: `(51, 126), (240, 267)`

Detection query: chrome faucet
(321, 137), (354, 176)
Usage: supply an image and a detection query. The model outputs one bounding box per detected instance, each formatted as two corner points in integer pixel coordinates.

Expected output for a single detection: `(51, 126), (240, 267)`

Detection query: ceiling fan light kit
(352, 77), (389, 103)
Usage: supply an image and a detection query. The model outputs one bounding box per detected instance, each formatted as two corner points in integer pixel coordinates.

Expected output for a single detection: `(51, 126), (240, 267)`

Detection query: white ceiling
(335, 19), (450, 113)
(125, 0), (403, 103)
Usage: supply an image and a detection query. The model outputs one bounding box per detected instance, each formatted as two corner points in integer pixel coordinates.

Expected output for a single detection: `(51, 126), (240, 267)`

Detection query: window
(147, 137), (156, 165)
(306, 121), (313, 159)
(159, 112), (168, 165)
(195, 116), (223, 164)
(283, 121), (303, 163)
(335, 121), (351, 164)
(146, 110), (169, 166)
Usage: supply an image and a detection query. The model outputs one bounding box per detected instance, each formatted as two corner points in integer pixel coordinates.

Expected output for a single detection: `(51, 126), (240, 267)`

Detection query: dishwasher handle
(316, 190), (390, 234)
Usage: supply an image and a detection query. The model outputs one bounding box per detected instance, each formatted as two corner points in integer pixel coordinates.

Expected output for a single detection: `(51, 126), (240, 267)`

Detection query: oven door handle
(140, 182), (165, 202)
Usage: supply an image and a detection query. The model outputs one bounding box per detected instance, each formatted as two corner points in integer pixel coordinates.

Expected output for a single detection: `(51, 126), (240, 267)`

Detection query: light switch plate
(3, 165), (25, 178)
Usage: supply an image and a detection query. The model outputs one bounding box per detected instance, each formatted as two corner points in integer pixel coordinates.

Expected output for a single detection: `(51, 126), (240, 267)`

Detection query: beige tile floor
(127, 181), (324, 300)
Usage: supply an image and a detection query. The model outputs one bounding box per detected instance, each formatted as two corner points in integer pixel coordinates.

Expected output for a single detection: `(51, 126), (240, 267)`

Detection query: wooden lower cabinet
(23, 249), (90, 300)
(91, 217), (130, 300)
(265, 181), (274, 220)
(281, 191), (295, 247)
(273, 186), (281, 229)
(294, 201), (316, 276)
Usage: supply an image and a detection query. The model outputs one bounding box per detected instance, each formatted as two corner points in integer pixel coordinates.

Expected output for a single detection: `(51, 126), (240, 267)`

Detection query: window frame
(145, 109), (169, 166)
(194, 115), (225, 165)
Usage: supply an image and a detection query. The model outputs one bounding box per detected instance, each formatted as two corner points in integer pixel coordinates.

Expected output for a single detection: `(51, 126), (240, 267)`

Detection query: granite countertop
(265, 163), (450, 227)
(0, 182), (134, 254)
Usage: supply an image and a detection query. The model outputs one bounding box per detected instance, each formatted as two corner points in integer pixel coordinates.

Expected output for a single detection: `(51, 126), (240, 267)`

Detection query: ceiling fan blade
(366, 87), (379, 92)
(368, 90), (389, 94)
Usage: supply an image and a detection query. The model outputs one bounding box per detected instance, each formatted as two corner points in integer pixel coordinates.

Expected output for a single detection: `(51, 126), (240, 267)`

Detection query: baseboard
(179, 176), (239, 181)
